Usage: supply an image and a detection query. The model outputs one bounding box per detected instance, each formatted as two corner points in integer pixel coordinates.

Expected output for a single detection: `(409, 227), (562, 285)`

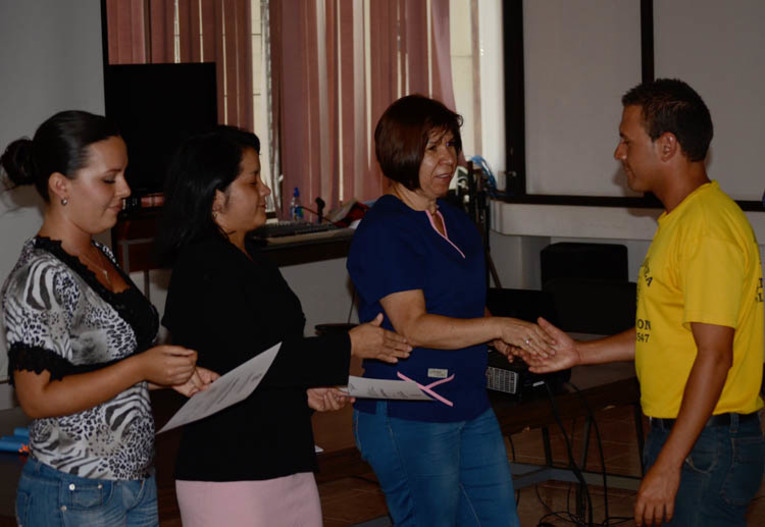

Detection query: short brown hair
(374, 95), (463, 190)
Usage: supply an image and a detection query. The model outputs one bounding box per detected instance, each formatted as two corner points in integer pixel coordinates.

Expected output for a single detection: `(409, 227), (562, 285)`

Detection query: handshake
(490, 316), (580, 374)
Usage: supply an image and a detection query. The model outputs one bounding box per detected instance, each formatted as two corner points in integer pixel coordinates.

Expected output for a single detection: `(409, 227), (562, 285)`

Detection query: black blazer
(163, 235), (351, 481)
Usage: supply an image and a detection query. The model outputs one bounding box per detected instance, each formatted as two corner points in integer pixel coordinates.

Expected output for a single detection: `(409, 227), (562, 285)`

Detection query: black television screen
(104, 63), (218, 195)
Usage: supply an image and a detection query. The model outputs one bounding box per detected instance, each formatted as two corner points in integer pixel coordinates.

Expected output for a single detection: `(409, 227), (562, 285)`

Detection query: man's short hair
(374, 94), (463, 190)
(622, 78), (713, 162)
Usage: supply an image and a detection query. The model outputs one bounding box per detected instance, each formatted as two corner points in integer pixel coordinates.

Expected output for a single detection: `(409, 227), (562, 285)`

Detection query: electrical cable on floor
(565, 420), (580, 520)
(535, 381), (634, 527)
(535, 484), (590, 527)
(567, 382), (634, 526)
(547, 382), (594, 526)
(533, 417), (595, 527)
(537, 381), (594, 526)
(568, 382), (611, 524)
(535, 483), (570, 524)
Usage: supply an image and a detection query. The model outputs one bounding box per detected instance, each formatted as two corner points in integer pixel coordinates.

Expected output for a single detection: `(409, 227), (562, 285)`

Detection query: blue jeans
(16, 458), (158, 527)
(643, 414), (765, 527)
(354, 403), (520, 527)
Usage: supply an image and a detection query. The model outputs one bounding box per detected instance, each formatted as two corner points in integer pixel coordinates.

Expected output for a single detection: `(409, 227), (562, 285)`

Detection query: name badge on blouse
(428, 368), (449, 379)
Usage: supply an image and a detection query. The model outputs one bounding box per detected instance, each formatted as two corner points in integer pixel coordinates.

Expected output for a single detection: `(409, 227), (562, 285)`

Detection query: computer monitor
(104, 62), (218, 195)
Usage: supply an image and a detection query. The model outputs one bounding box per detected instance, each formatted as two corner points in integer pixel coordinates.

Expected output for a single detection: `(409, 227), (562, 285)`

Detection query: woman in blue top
(347, 95), (553, 526)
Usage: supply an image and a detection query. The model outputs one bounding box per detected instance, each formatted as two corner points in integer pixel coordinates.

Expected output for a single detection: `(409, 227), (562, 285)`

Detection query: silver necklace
(79, 248), (113, 289)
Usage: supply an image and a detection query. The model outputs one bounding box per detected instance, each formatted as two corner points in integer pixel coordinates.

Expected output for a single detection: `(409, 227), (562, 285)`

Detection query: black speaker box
(540, 242), (628, 286)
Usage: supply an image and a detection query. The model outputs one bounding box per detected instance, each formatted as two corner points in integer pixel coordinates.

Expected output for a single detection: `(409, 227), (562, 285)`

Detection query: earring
(61, 198), (68, 206)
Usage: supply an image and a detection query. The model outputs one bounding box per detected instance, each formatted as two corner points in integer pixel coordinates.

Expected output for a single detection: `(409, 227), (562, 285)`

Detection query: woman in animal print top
(0, 111), (216, 527)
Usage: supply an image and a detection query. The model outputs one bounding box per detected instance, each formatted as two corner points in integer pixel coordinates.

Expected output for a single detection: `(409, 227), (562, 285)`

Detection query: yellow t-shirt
(636, 181), (764, 418)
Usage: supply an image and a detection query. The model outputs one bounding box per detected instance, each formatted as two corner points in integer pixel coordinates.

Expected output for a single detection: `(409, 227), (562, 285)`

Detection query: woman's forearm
(380, 289), (550, 353)
(13, 358), (144, 419)
(14, 345), (197, 418)
(391, 312), (500, 350)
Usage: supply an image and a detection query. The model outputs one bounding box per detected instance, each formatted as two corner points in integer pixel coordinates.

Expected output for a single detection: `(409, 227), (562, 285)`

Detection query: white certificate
(157, 342), (281, 434)
(343, 375), (433, 401)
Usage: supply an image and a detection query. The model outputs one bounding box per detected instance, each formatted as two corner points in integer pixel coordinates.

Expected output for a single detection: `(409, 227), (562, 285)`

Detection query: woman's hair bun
(0, 137), (36, 187)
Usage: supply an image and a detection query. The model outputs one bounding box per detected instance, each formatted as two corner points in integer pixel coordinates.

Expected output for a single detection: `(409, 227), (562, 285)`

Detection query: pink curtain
(271, 0), (456, 215)
(105, 0), (253, 131)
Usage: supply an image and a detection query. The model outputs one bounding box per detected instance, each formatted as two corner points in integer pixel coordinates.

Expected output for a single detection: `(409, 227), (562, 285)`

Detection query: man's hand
(634, 460), (681, 526)
(520, 317), (581, 372)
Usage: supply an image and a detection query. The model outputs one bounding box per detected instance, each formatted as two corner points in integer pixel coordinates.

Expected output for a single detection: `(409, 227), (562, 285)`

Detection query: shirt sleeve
(681, 234), (746, 329)
(2, 257), (77, 382)
(348, 215), (427, 305)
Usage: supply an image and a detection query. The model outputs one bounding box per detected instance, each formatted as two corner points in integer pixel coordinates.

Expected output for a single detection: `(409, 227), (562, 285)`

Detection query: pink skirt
(176, 472), (322, 527)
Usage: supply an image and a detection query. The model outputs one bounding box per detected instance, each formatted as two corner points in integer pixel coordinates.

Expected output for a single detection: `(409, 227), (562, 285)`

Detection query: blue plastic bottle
(289, 187), (304, 221)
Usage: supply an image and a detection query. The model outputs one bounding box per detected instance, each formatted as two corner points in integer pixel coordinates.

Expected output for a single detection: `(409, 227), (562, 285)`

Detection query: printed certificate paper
(158, 343), (281, 434)
(343, 376), (433, 401)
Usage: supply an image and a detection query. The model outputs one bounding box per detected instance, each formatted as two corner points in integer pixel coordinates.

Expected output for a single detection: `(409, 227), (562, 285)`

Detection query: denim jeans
(16, 458), (158, 527)
(354, 403), (520, 527)
(643, 413), (765, 527)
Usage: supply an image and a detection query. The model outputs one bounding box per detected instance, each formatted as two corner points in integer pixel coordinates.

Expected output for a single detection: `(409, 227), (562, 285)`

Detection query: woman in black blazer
(157, 126), (411, 527)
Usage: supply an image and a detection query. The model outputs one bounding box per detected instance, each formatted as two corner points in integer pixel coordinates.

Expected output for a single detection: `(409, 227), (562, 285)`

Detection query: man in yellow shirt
(526, 78), (764, 526)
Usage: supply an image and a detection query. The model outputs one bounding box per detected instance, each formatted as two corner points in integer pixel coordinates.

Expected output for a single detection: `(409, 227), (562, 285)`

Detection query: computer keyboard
(252, 221), (340, 239)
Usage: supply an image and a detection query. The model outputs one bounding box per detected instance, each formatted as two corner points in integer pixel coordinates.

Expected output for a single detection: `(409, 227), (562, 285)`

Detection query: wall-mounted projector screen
(523, 0), (643, 199)
(653, 0), (765, 203)
(517, 0), (765, 203)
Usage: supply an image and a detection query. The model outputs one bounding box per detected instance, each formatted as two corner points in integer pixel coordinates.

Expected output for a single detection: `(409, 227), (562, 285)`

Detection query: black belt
(649, 412), (760, 430)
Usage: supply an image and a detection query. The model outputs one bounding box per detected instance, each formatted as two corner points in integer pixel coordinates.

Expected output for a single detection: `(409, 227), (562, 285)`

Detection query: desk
(112, 208), (355, 273)
(313, 362), (642, 488)
(257, 229), (354, 267)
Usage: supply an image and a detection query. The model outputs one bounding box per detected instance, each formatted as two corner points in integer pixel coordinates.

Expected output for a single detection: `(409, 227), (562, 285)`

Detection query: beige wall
(0, 0), (104, 402)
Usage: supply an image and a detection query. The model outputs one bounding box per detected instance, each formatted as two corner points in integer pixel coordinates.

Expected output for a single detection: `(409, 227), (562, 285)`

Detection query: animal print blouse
(2, 237), (159, 480)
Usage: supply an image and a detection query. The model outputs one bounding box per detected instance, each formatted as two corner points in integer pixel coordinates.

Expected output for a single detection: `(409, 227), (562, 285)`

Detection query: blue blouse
(347, 194), (490, 422)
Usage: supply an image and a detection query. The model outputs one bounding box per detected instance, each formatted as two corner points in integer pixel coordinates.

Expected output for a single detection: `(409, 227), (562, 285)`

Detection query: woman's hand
(349, 313), (412, 363)
(496, 317), (555, 358)
(307, 387), (355, 412)
(135, 345), (198, 386)
(491, 338), (514, 357)
(171, 366), (220, 397)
